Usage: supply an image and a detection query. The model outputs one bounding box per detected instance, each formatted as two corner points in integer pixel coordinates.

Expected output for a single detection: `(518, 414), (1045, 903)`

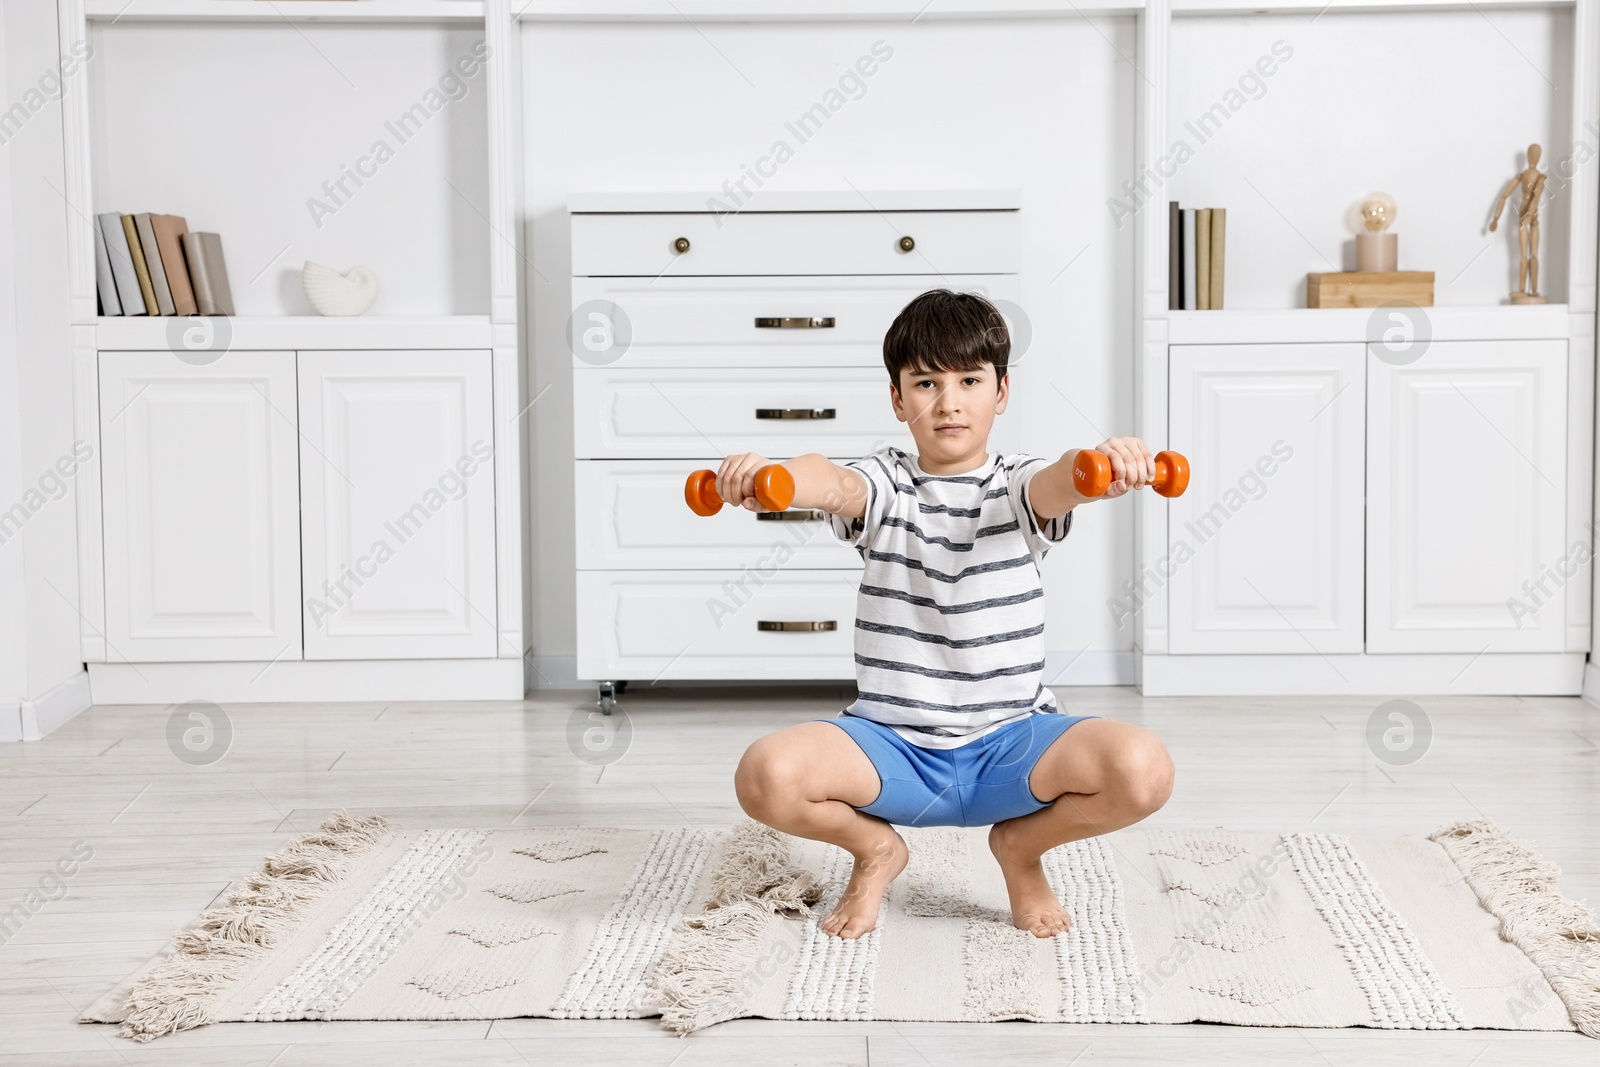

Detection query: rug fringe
(94, 811), (390, 1043)
(1431, 819), (1600, 1039)
(643, 819), (826, 1034)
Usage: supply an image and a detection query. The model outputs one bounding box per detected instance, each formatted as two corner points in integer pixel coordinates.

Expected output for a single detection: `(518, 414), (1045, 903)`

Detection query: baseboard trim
(21, 669), (92, 740)
(0, 670), (92, 743)
(529, 650), (1136, 691)
(1582, 660), (1600, 706)
(88, 659), (525, 705)
(1139, 651), (1587, 696)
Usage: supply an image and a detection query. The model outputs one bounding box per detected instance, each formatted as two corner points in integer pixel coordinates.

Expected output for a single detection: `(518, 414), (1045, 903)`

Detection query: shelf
(85, 0), (1561, 20)
(84, 1), (485, 24)
(1163, 305), (1573, 345)
(568, 189), (1022, 214)
(514, 0), (1144, 20)
(1171, 0), (1571, 12)
(93, 315), (495, 351)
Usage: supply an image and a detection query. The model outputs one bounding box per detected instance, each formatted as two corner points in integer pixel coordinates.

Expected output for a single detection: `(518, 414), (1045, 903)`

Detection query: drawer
(569, 275), (1020, 369)
(574, 366), (911, 459)
(575, 460), (865, 570)
(571, 210), (1019, 277)
(575, 570), (857, 681)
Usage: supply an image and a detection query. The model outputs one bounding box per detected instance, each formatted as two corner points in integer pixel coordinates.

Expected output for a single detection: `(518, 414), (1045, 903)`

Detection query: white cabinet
(97, 347), (506, 684)
(1168, 344), (1365, 654)
(1151, 330), (1583, 694)
(571, 194), (1021, 697)
(297, 351), (498, 660)
(1367, 340), (1568, 653)
(99, 351), (302, 662)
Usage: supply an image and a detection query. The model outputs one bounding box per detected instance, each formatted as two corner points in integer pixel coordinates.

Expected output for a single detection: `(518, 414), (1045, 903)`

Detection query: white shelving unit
(49, 0), (1597, 701)
(82, 1), (487, 23)
(1134, 0), (1599, 694)
(57, 0), (526, 701)
(521, 0), (1598, 696)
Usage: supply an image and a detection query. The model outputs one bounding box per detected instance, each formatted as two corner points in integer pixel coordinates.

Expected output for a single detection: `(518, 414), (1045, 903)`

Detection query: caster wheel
(596, 680), (619, 716)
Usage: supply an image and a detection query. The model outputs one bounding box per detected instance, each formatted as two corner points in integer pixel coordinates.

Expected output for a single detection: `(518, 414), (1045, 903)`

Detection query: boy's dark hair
(882, 289), (1010, 388)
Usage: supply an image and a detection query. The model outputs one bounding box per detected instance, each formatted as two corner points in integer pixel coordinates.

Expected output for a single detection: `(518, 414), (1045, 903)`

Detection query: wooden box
(1306, 271), (1434, 308)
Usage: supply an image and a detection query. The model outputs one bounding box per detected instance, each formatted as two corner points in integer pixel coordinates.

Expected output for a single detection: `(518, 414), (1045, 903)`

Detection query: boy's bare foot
(819, 827), (908, 940)
(989, 821), (1073, 938)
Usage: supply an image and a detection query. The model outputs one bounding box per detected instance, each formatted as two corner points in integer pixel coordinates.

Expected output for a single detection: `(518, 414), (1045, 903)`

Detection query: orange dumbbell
(1072, 449), (1190, 498)
(685, 464), (796, 516)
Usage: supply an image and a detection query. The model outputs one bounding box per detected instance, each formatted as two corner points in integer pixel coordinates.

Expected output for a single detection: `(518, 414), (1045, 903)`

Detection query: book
(181, 231), (235, 316)
(1196, 208), (1212, 311)
(1181, 209), (1196, 311)
(1209, 207), (1226, 311)
(97, 212), (145, 316)
(134, 213), (175, 316)
(120, 215), (158, 315)
(98, 212), (145, 316)
(150, 214), (196, 316)
(1168, 201), (1181, 311)
(93, 215), (122, 316)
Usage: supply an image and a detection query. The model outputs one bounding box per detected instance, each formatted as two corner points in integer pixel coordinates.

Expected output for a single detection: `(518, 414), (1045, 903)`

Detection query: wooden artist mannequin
(1488, 143), (1548, 304)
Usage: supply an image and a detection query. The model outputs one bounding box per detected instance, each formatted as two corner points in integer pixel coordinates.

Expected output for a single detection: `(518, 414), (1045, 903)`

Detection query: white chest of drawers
(569, 191), (1021, 710)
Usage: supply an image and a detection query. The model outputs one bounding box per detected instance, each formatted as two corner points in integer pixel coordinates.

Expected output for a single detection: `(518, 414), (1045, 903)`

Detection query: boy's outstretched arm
(1025, 436), (1157, 526)
(714, 452), (868, 519)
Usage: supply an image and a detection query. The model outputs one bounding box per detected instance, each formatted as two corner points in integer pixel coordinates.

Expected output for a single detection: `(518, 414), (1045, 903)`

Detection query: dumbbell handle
(1073, 449), (1190, 498)
(685, 464), (796, 516)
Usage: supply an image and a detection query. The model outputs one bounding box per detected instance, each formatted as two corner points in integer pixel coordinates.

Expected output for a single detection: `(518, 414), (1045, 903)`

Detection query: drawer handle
(754, 316), (836, 329)
(755, 407), (836, 420)
(673, 236), (691, 254)
(758, 620), (838, 632)
(757, 510), (824, 522)
(898, 235), (915, 253)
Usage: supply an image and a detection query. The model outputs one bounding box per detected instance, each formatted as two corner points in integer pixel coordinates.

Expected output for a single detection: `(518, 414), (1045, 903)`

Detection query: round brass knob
(673, 236), (691, 254)
(898, 235), (915, 253)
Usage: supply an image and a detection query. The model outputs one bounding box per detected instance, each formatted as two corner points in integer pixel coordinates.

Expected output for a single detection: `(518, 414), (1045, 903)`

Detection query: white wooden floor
(2, 684), (1597, 1066)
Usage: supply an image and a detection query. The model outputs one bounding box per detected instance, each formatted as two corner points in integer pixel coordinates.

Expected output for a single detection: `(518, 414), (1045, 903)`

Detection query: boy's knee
(734, 736), (808, 818)
(1114, 733), (1175, 817)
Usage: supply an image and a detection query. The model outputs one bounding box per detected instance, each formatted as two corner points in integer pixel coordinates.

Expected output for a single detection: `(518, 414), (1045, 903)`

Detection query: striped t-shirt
(827, 446), (1072, 749)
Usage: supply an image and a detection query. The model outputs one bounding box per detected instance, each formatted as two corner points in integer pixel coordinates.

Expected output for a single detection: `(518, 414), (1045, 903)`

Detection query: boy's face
(890, 362), (1009, 466)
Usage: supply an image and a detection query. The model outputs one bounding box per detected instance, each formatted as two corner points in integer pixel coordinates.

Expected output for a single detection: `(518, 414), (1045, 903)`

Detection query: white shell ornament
(302, 261), (379, 316)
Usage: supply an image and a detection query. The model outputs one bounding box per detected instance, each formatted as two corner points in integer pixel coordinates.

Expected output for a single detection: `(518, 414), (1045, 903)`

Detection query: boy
(726, 289), (1175, 940)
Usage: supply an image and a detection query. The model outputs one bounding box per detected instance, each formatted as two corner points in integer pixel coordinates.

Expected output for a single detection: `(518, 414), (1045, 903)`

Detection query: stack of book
(94, 212), (235, 317)
(1167, 203), (1225, 310)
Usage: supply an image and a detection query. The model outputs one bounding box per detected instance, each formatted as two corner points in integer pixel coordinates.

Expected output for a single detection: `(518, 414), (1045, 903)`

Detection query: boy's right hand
(716, 452), (777, 512)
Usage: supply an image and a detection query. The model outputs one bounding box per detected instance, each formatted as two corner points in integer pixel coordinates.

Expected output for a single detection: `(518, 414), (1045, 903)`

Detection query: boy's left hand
(1094, 436), (1156, 499)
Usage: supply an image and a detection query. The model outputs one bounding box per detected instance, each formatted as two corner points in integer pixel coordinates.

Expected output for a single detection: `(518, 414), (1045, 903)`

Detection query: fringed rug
(82, 813), (1600, 1042)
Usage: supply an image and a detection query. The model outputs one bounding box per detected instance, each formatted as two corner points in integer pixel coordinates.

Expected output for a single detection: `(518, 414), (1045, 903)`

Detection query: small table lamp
(1356, 191), (1398, 272)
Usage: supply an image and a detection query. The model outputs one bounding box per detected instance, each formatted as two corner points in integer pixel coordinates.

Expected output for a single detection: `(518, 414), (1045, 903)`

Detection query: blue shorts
(817, 711), (1101, 828)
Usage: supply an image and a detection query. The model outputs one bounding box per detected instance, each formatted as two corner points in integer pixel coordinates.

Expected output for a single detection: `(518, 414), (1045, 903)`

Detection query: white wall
(523, 18), (1140, 686)
(1167, 9), (1573, 308)
(87, 22), (491, 316)
(0, 0), (90, 738)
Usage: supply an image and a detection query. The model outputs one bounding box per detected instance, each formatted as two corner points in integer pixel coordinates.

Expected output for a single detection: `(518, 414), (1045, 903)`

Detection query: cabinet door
(298, 351), (496, 660)
(575, 570), (857, 680)
(568, 274), (1020, 370)
(574, 460), (864, 571)
(573, 366), (912, 460)
(99, 351), (302, 662)
(571, 211), (1019, 277)
(1367, 340), (1567, 652)
(1168, 345), (1365, 654)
